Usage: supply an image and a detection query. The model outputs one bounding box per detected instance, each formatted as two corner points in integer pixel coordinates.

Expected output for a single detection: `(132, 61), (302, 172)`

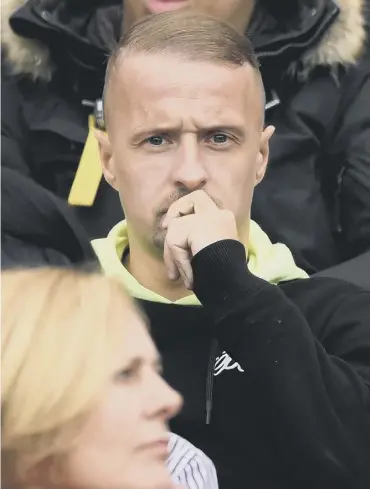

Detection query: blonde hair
(1, 268), (138, 484)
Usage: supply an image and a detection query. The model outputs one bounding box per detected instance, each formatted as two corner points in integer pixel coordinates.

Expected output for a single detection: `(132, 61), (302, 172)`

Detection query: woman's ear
(255, 125), (275, 185)
(94, 130), (117, 190)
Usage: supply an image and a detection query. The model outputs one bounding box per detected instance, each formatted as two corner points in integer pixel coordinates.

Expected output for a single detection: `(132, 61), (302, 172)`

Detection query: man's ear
(94, 130), (118, 190)
(255, 125), (275, 186)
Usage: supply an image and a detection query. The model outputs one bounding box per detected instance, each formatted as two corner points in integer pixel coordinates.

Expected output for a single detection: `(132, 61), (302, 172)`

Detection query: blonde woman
(1, 268), (218, 489)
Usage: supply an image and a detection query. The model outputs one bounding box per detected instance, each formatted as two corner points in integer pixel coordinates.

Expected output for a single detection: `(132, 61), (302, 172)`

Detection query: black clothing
(2, 0), (370, 275)
(138, 240), (370, 489)
(1, 167), (97, 268)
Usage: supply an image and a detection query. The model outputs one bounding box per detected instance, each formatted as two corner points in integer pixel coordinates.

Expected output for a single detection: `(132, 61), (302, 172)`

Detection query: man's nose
(171, 136), (208, 191)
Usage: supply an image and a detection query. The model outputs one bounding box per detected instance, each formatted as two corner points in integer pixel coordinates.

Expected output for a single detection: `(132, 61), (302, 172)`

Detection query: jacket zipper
(82, 99), (105, 130)
(205, 339), (218, 425)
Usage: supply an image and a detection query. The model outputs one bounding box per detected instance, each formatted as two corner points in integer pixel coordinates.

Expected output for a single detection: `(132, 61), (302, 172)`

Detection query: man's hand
(162, 190), (238, 289)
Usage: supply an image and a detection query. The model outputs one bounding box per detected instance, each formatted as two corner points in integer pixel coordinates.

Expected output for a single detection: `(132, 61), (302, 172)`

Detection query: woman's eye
(115, 367), (137, 382)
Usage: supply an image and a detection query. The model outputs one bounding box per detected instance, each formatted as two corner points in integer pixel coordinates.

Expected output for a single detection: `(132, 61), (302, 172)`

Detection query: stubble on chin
(152, 214), (167, 253)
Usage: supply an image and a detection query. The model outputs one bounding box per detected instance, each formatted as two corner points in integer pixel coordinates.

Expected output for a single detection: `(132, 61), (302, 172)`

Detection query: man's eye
(146, 135), (166, 146)
(209, 133), (229, 144)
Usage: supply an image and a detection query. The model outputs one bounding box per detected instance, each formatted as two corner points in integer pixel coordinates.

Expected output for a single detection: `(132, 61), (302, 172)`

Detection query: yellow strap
(68, 115), (103, 207)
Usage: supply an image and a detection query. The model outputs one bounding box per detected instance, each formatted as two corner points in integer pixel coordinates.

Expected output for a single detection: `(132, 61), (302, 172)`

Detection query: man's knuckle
(221, 209), (235, 222)
(166, 217), (181, 236)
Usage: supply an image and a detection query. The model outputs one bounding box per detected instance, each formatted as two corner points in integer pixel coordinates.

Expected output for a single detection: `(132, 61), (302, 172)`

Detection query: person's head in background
(1, 268), (182, 489)
(97, 11), (274, 294)
(123, 0), (255, 34)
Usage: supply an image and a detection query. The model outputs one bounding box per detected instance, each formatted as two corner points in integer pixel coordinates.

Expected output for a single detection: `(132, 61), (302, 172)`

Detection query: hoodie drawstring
(206, 339), (218, 425)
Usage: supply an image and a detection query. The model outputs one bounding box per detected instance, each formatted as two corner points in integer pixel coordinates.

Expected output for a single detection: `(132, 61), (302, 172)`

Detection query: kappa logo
(214, 351), (244, 376)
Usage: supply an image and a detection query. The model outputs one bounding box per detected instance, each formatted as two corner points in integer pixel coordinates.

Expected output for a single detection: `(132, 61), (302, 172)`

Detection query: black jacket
(2, 0), (370, 275)
(138, 240), (370, 489)
(1, 167), (98, 268)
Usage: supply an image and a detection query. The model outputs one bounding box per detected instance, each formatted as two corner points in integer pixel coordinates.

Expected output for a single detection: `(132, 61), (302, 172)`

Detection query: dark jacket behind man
(1, 0), (370, 277)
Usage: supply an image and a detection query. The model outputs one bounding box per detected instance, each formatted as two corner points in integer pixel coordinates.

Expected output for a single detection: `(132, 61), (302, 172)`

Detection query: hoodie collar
(92, 220), (308, 305)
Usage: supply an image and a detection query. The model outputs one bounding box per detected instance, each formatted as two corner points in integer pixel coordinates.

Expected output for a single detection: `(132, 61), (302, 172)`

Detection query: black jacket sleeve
(332, 59), (370, 260)
(1, 167), (98, 269)
(313, 250), (370, 289)
(192, 240), (370, 489)
(314, 59), (370, 289)
(1, 235), (75, 269)
(1, 67), (32, 177)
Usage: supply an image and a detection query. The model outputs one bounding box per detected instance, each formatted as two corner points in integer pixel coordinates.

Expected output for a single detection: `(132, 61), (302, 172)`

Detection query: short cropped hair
(103, 10), (260, 124)
(1, 268), (139, 485)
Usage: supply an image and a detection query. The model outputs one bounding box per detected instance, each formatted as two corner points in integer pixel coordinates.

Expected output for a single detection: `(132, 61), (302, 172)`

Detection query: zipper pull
(206, 399), (213, 425)
(205, 340), (217, 425)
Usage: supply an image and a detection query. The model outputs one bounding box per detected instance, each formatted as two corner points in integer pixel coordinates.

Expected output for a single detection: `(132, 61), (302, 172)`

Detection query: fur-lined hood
(2, 0), (53, 80)
(1, 0), (367, 81)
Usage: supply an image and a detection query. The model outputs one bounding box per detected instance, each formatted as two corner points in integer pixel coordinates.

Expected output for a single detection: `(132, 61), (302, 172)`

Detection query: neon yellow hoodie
(92, 220), (308, 305)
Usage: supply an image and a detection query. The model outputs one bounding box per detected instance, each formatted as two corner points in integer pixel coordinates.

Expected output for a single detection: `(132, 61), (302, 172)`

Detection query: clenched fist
(162, 190), (238, 289)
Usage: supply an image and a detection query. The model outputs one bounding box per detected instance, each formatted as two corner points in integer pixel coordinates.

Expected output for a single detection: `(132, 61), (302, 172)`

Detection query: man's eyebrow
(130, 124), (246, 142)
(131, 124), (183, 142)
(201, 124), (246, 138)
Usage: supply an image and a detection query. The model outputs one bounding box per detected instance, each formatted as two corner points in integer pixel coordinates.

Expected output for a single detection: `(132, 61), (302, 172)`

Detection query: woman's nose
(148, 373), (183, 421)
(163, 383), (183, 420)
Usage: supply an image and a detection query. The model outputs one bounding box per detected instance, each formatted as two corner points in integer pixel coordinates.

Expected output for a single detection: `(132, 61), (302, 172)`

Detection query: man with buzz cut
(93, 11), (370, 489)
(3, 0), (370, 284)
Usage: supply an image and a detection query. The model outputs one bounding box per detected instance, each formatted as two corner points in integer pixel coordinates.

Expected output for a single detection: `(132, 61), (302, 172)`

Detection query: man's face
(100, 53), (272, 253)
(124, 0), (251, 31)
